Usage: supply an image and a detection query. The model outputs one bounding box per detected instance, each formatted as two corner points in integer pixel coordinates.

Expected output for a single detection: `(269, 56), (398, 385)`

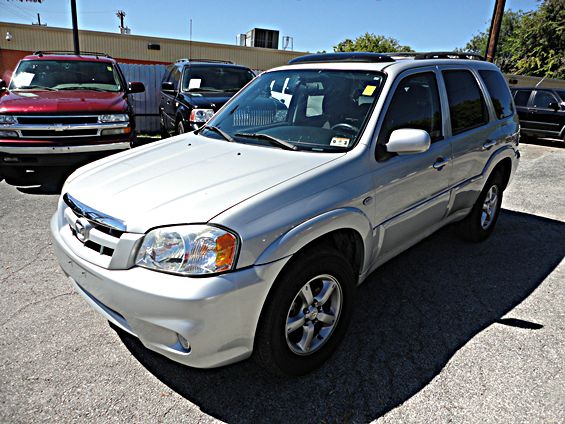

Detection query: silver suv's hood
(64, 134), (344, 233)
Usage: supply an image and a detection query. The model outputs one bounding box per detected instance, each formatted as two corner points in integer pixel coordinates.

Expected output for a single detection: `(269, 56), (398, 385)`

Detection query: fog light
(177, 334), (191, 351)
(0, 130), (18, 138)
(101, 127), (131, 136)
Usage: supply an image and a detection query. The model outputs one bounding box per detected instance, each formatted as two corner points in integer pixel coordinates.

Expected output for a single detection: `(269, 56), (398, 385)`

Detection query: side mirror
(0, 79), (6, 92)
(128, 81), (145, 94)
(548, 101), (560, 111)
(161, 81), (175, 91)
(386, 129), (431, 154)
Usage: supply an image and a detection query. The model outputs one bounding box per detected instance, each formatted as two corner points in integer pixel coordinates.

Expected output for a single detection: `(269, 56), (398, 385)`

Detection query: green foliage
(460, 1), (564, 78)
(507, 0), (565, 79)
(334, 33), (414, 53)
(460, 10), (524, 72)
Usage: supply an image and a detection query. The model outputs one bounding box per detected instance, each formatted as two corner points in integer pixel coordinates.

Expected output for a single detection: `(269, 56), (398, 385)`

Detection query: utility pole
(32, 13), (46, 26)
(189, 19), (192, 59)
(116, 10), (130, 34)
(485, 0), (506, 62)
(70, 0), (80, 55)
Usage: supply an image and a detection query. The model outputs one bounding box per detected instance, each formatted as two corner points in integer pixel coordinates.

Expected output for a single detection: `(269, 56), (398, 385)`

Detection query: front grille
(17, 116), (99, 125)
(21, 129), (98, 138)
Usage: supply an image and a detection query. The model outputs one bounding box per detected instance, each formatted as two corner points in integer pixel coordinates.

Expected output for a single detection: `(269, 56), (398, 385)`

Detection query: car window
(201, 69), (384, 152)
(442, 70), (488, 135)
(533, 91), (559, 108)
(479, 70), (514, 120)
(378, 72), (443, 145)
(556, 90), (565, 102)
(170, 67), (181, 90)
(513, 90), (531, 106)
(9, 60), (122, 92)
(181, 66), (254, 92)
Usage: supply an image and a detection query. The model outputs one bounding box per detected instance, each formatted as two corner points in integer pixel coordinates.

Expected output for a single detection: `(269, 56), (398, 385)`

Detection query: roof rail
(288, 52), (395, 65)
(33, 50), (113, 59)
(175, 58), (234, 64)
(413, 51), (485, 61)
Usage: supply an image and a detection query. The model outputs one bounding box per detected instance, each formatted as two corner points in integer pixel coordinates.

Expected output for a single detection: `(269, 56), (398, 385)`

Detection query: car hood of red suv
(0, 90), (128, 114)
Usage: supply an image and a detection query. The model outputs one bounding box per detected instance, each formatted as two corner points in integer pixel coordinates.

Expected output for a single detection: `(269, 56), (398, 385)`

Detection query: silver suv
(51, 52), (520, 376)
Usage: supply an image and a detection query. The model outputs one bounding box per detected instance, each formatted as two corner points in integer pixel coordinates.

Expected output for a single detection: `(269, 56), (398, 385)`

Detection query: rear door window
(479, 70), (514, 119)
(532, 91), (559, 109)
(442, 70), (488, 135)
(513, 90), (532, 107)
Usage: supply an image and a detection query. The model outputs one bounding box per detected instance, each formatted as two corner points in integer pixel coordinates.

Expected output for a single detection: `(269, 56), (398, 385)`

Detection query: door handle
(482, 140), (497, 151)
(432, 157), (449, 170)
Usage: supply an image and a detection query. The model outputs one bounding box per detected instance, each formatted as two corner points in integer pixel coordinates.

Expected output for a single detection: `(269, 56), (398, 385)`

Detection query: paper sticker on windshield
(330, 137), (350, 147)
(12, 72), (34, 87)
(362, 85), (377, 96)
(188, 79), (201, 90)
(106, 66), (113, 72)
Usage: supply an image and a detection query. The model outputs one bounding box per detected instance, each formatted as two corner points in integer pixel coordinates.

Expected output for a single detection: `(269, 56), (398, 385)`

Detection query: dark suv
(159, 59), (255, 136)
(510, 87), (565, 142)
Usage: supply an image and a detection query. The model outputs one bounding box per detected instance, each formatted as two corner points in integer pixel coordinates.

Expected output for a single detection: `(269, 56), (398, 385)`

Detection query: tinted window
(443, 70), (488, 135)
(533, 91), (558, 108)
(181, 66), (254, 92)
(170, 67), (181, 90)
(379, 72), (443, 144)
(513, 90), (531, 106)
(556, 90), (565, 102)
(479, 70), (514, 119)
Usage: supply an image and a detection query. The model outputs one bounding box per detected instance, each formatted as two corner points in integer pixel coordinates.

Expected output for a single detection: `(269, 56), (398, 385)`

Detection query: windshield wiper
(235, 132), (298, 151)
(187, 87), (223, 93)
(14, 85), (57, 91)
(58, 87), (111, 92)
(206, 125), (236, 142)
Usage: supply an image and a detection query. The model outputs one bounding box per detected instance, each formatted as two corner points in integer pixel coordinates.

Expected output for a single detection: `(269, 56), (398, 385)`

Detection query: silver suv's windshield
(201, 69), (384, 152)
(9, 60), (123, 92)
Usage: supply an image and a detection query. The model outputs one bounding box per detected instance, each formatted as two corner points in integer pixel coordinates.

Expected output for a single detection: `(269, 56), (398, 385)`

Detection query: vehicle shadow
(114, 209), (565, 423)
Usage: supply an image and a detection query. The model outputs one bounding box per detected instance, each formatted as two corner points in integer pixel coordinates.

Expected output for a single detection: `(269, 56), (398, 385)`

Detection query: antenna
(32, 13), (46, 26)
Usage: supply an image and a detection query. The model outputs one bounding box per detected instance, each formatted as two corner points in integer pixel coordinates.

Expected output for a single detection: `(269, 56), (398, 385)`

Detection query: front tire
(458, 172), (504, 242)
(254, 248), (356, 376)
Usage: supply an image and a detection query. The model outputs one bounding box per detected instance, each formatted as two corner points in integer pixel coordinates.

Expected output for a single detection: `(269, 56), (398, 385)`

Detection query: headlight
(189, 109), (214, 123)
(0, 115), (16, 124)
(135, 225), (238, 275)
(99, 113), (129, 123)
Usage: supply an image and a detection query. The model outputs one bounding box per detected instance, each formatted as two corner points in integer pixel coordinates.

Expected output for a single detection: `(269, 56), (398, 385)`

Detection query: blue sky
(2, 0), (541, 52)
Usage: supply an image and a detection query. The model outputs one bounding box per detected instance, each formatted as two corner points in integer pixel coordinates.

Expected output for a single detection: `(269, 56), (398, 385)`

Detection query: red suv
(0, 51), (145, 185)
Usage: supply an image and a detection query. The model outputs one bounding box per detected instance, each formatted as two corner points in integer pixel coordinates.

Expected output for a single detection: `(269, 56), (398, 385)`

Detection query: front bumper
(50, 213), (290, 368)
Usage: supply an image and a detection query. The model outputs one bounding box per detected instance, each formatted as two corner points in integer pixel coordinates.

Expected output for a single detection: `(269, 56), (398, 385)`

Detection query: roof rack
(33, 50), (113, 59)
(288, 52), (395, 65)
(175, 58), (234, 64)
(411, 51), (485, 61)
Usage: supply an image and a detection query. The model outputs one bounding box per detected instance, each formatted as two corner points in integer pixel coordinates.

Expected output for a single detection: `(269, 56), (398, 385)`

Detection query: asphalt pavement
(0, 141), (563, 423)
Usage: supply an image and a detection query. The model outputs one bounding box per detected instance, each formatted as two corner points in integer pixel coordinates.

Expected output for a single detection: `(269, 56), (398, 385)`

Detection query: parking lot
(0, 141), (563, 423)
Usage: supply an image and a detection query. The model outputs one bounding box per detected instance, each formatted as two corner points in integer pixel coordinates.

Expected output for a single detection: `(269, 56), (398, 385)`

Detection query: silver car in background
(51, 52), (520, 375)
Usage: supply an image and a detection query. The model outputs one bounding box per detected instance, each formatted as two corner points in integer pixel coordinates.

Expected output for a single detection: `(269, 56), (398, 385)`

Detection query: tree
(460, 10), (524, 72)
(334, 33), (413, 53)
(508, 0), (565, 79)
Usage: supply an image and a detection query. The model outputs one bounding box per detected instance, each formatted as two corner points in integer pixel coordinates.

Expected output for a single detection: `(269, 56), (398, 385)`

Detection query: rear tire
(254, 247), (356, 376)
(458, 172), (504, 242)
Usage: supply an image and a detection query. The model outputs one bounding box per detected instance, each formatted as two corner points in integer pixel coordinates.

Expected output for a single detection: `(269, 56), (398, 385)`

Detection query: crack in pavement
(0, 244), (52, 285)
(1, 291), (74, 327)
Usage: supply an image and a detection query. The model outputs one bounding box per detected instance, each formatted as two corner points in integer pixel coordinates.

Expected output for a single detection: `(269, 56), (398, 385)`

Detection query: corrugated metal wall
(0, 22), (305, 71)
(119, 63), (167, 134)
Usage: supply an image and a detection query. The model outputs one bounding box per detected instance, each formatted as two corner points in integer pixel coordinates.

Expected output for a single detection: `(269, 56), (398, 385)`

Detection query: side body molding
(255, 207), (374, 279)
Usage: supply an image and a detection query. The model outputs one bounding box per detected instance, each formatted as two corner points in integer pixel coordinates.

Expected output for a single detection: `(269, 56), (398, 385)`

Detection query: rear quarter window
(513, 90), (531, 106)
(442, 70), (489, 135)
(479, 70), (514, 119)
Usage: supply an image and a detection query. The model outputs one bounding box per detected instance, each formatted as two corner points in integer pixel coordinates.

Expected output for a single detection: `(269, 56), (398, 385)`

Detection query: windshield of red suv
(181, 66), (255, 93)
(9, 60), (123, 92)
(200, 69), (384, 152)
